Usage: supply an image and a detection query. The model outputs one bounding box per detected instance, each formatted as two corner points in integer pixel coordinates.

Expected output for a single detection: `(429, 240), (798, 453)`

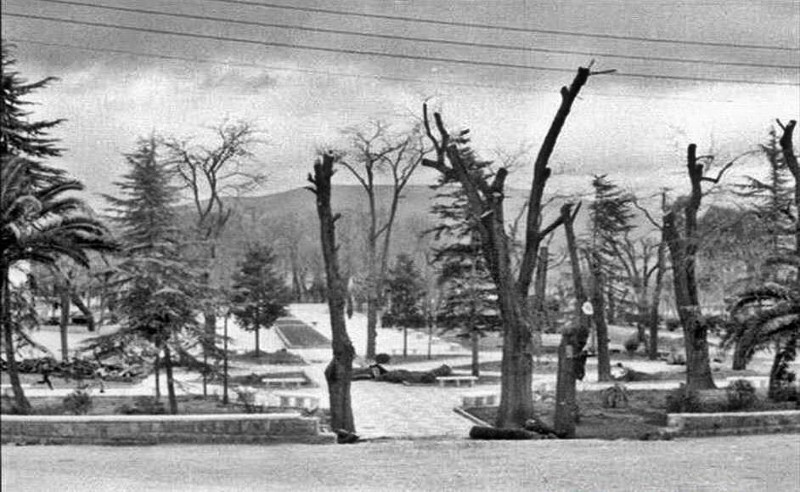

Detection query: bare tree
(338, 121), (425, 358)
(422, 64), (612, 428)
(664, 144), (740, 390)
(165, 121), (265, 375)
(307, 151), (357, 441)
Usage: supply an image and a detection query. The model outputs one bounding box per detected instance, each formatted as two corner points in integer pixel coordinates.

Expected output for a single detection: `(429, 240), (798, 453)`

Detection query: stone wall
(0, 413), (325, 445)
(666, 410), (800, 437)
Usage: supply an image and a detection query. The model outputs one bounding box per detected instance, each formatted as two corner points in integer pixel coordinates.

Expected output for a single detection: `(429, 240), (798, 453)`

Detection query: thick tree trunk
(421, 66), (599, 430)
(554, 203), (591, 438)
(471, 330), (480, 377)
(162, 343), (178, 414)
(1, 267), (31, 413)
(732, 340), (749, 371)
(310, 153), (357, 437)
(59, 287), (70, 361)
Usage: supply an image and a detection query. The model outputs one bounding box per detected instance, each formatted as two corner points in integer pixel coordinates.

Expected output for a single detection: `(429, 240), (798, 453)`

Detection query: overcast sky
(3, 0), (799, 208)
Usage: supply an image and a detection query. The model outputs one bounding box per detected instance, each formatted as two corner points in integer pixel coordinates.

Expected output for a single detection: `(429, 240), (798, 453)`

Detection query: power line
(204, 0), (800, 52)
(5, 12), (798, 88)
(24, 0), (800, 71)
(9, 37), (742, 103)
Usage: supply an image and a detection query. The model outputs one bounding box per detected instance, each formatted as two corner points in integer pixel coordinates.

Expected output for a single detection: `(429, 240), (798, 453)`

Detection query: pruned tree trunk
(422, 65), (606, 428)
(664, 144), (717, 391)
(1, 267), (31, 413)
(162, 342), (178, 414)
(555, 203), (591, 437)
(309, 152), (357, 437)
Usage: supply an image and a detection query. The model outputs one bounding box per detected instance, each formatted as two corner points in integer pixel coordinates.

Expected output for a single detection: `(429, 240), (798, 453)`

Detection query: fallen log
(469, 426), (543, 440)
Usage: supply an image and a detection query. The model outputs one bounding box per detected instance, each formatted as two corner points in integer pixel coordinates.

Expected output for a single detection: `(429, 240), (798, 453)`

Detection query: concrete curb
(0, 413), (324, 445)
(665, 410), (800, 437)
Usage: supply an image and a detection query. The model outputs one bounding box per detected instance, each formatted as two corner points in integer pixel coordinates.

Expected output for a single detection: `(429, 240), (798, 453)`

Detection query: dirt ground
(3, 435), (797, 491)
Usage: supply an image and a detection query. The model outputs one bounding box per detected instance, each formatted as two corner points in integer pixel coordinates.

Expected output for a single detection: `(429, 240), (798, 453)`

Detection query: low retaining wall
(666, 410), (800, 437)
(0, 413), (324, 445)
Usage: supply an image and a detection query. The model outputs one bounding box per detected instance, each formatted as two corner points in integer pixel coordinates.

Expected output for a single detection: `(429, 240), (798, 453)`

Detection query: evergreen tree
(104, 137), (200, 414)
(587, 174), (634, 379)
(385, 254), (427, 358)
(230, 243), (292, 357)
(428, 148), (500, 376)
(1, 44), (114, 413)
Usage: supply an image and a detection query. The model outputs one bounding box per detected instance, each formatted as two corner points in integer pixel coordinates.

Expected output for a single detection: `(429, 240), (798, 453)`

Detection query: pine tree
(104, 137), (200, 414)
(587, 175), (634, 380)
(230, 243), (292, 357)
(1, 44), (114, 413)
(385, 254), (427, 358)
(428, 148), (500, 376)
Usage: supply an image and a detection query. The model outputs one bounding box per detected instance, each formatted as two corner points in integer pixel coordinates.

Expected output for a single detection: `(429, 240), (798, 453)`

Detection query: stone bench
(461, 393), (498, 408)
(437, 376), (478, 387)
(261, 377), (306, 389)
(274, 393), (321, 410)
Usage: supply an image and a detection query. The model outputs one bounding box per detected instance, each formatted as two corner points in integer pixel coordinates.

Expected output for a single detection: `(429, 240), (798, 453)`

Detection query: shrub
(623, 336), (640, 355)
(601, 384), (629, 408)
(665, 318), (681, 332)
(665, 386), (702, 413)
(116, 396), (166, 415)
(63, 390), (92, 415)
(726, 379), (757, 411)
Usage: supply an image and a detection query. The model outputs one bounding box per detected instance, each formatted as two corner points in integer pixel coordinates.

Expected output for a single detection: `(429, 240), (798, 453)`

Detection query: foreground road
(2, 435), (798, 491)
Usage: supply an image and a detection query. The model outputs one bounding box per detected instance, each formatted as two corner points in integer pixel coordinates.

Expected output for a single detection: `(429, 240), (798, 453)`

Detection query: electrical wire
(204, 0), (800, 52)
(8, 37), (743, 103)
(23, 0), (800, 71)
(5, 12), (798, 88)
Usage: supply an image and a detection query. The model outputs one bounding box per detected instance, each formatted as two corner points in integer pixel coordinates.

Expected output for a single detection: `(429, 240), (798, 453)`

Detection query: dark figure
(38, 369), (54, 390)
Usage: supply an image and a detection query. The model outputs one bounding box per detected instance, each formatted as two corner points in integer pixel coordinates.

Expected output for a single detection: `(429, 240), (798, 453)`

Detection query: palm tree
(725, 255), (800, 400)
(1, 156), (115, 412)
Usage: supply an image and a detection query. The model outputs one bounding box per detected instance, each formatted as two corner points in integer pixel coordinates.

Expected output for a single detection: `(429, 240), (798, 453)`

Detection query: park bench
(437, 375), (478, 387)
(461, 393), (498, 408)
(274, 393), (320, 410)
(261, 377), (306, 389)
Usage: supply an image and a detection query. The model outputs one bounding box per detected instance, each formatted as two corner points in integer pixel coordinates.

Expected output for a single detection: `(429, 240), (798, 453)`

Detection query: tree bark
(154, 350), (161, 399)
(422, 66), (599, 429)
(471, 329), (480, 377)
(663, 144), (716, 390)
(59, 286), (70, 361)
(554, 203), (591, 437)
(588, 254), (611, 381)
(70, 290), (94, 332)
(648, 229), (667, 360)
(254, 325), (260, 357)
(1, 266), (31, 413)
(309, 152), (357, 436)
(162, 342), (178, 414)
